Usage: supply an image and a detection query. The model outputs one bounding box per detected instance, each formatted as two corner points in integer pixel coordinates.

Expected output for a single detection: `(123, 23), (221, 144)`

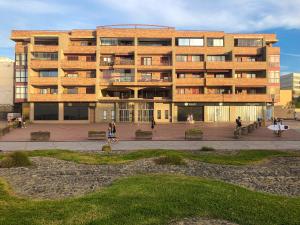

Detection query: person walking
(151, 118), (155, 130)
(107, 123), (113, 145)
(235, 116), (242, 128)
(111, 121), (118, 143)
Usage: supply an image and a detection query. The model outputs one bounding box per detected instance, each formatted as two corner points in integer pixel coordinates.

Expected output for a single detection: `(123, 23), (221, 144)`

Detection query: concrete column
(134, 102), (139, 123)
(29, 103), (34, 121)
(58, 102), (64, 121)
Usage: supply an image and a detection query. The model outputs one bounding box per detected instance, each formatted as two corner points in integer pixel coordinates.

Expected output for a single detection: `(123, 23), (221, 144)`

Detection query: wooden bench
(88, 131), (106, 140)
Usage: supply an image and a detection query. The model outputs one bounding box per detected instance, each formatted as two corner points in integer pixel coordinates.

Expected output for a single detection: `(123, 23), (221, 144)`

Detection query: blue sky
(0, 0), (300, 75)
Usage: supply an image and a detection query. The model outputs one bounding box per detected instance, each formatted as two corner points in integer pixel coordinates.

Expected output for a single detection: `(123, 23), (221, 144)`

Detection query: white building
(281, 73), (300, 98)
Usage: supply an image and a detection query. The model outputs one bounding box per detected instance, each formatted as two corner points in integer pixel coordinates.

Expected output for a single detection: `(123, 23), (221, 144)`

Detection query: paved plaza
(1, 121), (300, 142)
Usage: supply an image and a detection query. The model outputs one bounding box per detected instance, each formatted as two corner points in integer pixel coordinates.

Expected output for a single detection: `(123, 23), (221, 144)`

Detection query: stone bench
(88, 131), (106, 140)
(135, 130), (153, 140)
(233, 127), (242, 139)
(0, 126), (10, 137)
(31, 131), (50, 141)
(185, 128), (203, 140)
(241, 126), (248, 135)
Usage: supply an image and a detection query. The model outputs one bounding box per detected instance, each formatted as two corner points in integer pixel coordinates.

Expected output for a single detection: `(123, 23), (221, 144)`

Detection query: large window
(15, 86), (27, 99)
(15, 54), (27, 66)
(269, 71), (280, 83)
(34, 103), (58, 120)
(39, 70), (58, 77)
(100, 38), (134, 46)
(15, 69), (28, 82)
(142, 57), (152, 66)
(64, 103), (88, 120)
(234, 39), (263, 47)
(207, 55), (226, 61)
(176, 55), (188, 62)
(32, 52), (58, 60)
(177, 38), (204, 46)
(207, 38), (224, 47)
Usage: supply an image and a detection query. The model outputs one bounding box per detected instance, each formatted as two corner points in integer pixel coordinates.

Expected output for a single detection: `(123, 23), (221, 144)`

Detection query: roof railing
(97, 24), (175, 29)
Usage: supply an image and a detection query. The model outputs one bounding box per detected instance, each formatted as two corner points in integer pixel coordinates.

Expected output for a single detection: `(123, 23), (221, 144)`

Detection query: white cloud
(94, 0), (300, 32)
(282, 52), (300, 58)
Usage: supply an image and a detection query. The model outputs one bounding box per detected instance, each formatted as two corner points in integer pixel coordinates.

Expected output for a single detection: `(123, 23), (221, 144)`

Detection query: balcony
(32, 45), (59, 52)
(233, 47), (263, 55)
(29, 94), (58, 102)
(64, 45), (96, 54)
(174, 93), (272, 102)
(235, 78), (268, 87)
(61, 60), (96, 69)
(139, 62), (172, 70)
(30, 60), (58, 69)
(267, 47), (280, 55)
(61, 94), (96, 102)
(100, 45), (135, 54)
(176, 61), (205, 70)
(136, 78), (172, 86)
(30, 76), (58, 85)
(206, 78), (234, 86)
(137, 46), (172, 54)
(233, 61), (267, 70)
(205, 61), (233, 70)
(61, 77), (96, 86)
(175, 78), (205, 86)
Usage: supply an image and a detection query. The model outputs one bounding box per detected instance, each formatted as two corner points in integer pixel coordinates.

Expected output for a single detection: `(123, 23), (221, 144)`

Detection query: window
(142, 57), (152, 66)
(269, 55), (280, 67)
(15, 86), (27, 99)
(15, 69), (28, 82)
(32, 52), (58, 60)
(111, 110), (115, 120)
(207, 38), (224, 47)
(103, 110), (107, 120)
(246, 73), (256, 78)
(65, 88), (78, 94)
(157, 110), (161, 119)
(235, 73), (242, 78)
(207, 55), (226, 61)
(269, 71), (280, 83)
(65, 73), (78, 78)
(141, 72), (152, 81)
(39, 88), (48, 94)
(15, 54), (27, 66)
(176, 55), (188, 62)
(191, 55), (202, 62)
(86, 55), (96, 62)
(67, 55), (79, 61)
(86, 71), (96, 78)
(165, 110), (169, 120)
(234, 39), (263, 47)
(86, 86), (95, 94)
(177, 38), (204, 46)
(34, 103), (58, 120)
(39, 70), (58, 77)
(161, 56), (170, 65)
(100, 38), (118, 46)
(64, 103), (88, 120)
(215, 74), (225, 78)
(177, 73), (186, 78)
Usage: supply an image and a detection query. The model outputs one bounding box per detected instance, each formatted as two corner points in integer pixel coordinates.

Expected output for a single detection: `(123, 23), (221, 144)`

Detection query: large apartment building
(11, 24), (280, 123)
(281, 73), (300, 98)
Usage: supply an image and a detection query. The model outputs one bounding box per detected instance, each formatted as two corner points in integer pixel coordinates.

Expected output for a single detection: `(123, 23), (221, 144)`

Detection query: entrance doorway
(177, 106), (204, 121)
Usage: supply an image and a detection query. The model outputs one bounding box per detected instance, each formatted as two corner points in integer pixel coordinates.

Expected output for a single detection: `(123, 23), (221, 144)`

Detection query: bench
(31, 131), (50, 141)
(135, 130), (153, 140)
(88, 131), (106, 140)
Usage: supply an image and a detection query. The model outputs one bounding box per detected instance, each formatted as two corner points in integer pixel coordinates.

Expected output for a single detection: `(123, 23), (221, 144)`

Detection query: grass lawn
(0, 174), (299, 225)
(0, 149), (296, 166)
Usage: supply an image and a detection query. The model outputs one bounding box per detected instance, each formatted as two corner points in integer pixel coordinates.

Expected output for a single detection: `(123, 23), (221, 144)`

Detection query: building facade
(281, 73), (300, 98)
(0, 57), (14, 119)
(11, 25), (280, 123)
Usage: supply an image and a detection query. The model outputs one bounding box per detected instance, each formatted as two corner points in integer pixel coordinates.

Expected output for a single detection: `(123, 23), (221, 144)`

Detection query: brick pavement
(1, 121), (300, 142)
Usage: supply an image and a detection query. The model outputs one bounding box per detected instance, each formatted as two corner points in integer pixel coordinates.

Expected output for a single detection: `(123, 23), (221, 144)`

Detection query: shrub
(200, 146), (215, 151)
(102, 145), (112, 152)
(0, 151), (31, 168)
(154, 155), (186, 166)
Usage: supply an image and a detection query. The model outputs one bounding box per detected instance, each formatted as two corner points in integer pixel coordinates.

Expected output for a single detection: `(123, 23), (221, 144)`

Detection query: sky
(0, 0), (300, 75)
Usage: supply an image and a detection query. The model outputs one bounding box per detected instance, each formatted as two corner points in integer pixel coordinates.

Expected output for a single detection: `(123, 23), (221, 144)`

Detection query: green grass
(0, 174), (299, 225)
(5, 149), (296, 166)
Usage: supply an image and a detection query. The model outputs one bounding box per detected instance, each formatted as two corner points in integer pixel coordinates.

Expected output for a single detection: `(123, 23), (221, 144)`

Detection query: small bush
(154, 155), (186, 166)
(102, 145), (112, 152)
(200, 146), (215, 151)
(0, 151), (31, 168)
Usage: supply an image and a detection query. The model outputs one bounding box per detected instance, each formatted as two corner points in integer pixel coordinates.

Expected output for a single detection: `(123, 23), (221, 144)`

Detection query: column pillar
(29, 102), (34, 121)
(58, 103), (64, 121)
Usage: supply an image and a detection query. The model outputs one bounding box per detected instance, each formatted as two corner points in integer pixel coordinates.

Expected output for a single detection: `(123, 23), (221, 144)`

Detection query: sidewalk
(1, 140), (300, 151)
